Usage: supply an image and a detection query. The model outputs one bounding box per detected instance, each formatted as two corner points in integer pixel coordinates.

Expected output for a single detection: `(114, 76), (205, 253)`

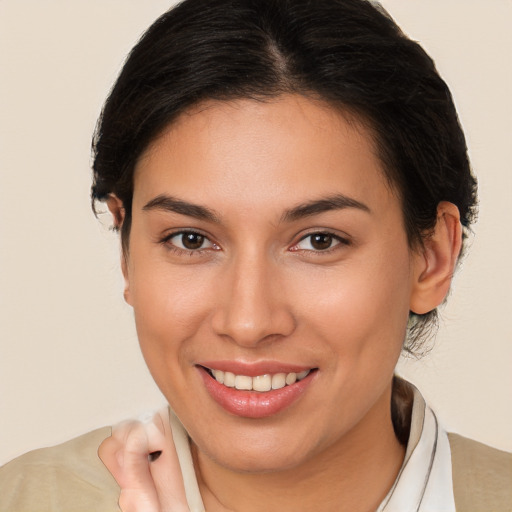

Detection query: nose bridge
(212, 247), (294, 346)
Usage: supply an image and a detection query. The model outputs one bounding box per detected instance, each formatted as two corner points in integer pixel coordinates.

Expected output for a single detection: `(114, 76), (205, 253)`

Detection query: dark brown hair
(91, 0), (478, 354)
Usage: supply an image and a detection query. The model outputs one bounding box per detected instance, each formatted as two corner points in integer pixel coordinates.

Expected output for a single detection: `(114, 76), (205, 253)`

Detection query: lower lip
(198, 367), (315, 418)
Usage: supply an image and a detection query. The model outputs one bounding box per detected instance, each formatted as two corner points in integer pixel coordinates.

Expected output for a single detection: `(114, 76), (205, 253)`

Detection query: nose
(211, 253), (296, 348)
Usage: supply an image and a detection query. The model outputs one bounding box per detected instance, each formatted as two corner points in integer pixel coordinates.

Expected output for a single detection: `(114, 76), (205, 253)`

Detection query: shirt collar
(377, 385), (456, 512)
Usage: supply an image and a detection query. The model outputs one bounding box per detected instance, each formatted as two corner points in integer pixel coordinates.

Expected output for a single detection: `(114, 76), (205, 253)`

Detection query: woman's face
(124, 94), (423, 472)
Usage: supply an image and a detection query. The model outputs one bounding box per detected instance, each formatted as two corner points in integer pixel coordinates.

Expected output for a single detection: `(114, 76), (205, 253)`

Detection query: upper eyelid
(159, 228), (350, 249)
(159, 233), (219, 259)
(288, 231), (351, 254)
(161, 228), (212, 241)
(295, 229), (350, 243)
(159, 230), (218, 252)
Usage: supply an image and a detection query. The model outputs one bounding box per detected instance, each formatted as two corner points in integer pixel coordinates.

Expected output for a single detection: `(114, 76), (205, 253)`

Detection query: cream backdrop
(0, 1), (511, 465)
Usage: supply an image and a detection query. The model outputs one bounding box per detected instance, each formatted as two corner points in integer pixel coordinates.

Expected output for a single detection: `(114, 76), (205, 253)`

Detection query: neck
(192, 383), (406, 512)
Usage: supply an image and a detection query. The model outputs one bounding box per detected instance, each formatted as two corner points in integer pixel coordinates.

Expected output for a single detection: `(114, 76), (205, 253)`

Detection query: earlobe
(106, 195), (132, 306)
(410, 201), (462, 315)
(121, 255), (132, 306)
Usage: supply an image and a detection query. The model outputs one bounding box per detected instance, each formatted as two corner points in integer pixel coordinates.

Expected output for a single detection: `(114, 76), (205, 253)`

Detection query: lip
(197, 364), (317, 419)
(197, 360), (312, 377)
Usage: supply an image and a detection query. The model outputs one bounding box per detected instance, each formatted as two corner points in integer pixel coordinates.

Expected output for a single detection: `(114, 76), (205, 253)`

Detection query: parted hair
(91, 0), (478, 354)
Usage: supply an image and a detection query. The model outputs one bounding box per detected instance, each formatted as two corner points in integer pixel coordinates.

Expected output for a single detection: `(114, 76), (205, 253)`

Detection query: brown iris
(182, 232), (205, 250)
(310, 233), (334, 250)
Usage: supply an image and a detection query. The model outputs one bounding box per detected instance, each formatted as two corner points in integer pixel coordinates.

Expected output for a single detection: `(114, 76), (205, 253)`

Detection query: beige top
(1, 391), (510, 511)
(0, 427), (120, 511)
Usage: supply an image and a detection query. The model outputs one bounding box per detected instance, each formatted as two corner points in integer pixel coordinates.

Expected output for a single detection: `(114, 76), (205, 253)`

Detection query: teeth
(224, 372), (235, 387)
(253, 374), (272, 392)
(212, 369), (224, 384)
(234, 375), (252, 390)
(272, 373), (286, 389)
(208, 368), (311, 392)
(296, 370), (309, 380)
(285, 373), (297, 385)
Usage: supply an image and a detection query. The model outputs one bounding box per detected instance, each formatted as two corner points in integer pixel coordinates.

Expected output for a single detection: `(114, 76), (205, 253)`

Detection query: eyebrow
(142, 192), (370, 224)
(281, 194), (371, 223)
(142, 194), (220, 223)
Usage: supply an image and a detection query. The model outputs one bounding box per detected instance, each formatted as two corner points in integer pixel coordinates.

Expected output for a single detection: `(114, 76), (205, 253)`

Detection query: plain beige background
(0, 1), (511, 466)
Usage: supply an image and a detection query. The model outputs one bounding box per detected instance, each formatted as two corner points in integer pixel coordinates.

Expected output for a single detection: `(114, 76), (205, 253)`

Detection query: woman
(0, 0), (510, 510)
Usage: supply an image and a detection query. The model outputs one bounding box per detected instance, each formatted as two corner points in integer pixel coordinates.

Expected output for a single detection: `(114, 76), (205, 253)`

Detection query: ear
(106, 194), (125, 229)
(409, 201), (462, 314)
(106, 195), (132, 306)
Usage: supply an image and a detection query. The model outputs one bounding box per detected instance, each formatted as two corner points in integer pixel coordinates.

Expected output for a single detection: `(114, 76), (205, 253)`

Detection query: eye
(164, 231), (217, 252)
(292, 232), (346, 252)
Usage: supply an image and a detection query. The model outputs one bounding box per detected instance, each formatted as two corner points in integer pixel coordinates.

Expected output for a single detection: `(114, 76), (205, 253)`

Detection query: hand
(98, 408), (190, 512)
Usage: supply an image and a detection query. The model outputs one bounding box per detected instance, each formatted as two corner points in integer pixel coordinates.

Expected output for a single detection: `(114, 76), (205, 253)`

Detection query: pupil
(183, 233), (204, 250)
(311, 234), (332, 250)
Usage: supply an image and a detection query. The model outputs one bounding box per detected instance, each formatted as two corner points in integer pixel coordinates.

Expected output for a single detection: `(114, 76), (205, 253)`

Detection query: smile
(198, 365), (317, 418)
(206, 368), (311, 392)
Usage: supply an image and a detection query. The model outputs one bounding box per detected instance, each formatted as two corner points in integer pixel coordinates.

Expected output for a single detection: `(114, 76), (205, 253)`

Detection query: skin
(104, 94), (461, 511)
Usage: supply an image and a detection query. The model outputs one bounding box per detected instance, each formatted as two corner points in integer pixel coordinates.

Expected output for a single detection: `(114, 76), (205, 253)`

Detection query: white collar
(377, 387), (456, 512)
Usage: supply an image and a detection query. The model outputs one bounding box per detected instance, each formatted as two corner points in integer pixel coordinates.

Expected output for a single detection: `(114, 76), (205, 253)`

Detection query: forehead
(133, 94), (397, 218)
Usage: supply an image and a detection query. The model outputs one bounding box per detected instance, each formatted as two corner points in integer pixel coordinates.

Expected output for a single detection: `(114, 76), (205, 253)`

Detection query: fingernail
(148, 450), (162, 462)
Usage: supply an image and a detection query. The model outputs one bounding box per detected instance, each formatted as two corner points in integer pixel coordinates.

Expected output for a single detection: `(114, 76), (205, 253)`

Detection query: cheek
(129, 267), (219, 412)
(291, 254), (411, 424)
(129, 262), (216, 364)
(295, 250), (412, 362)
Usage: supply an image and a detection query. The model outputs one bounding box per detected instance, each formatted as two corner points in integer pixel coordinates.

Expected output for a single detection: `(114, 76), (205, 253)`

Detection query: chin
(204, 444), (308, 474)
(191, 423), (318, 474)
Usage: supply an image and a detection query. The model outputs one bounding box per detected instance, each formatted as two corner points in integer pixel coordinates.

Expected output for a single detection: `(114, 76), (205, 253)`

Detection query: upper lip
(197, 360), (314, 377)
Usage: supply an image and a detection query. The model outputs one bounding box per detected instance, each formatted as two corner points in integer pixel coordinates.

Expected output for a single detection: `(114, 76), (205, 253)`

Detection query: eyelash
(159, 230), (219, 256)
(290, 231), (350, 254)
(160, 230), (350, 256)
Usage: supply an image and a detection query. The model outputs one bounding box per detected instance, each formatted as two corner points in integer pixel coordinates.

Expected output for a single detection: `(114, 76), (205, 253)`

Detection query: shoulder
(448, 432), (512, 511)
(0, 427), (120, 512)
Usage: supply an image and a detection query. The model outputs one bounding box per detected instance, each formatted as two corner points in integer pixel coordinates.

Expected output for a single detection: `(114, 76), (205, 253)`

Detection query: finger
(119, 422), (161, 512)
(100, 420), (160, 512)
(98, 432), (124, 482)
(146, 409), (190, 512)
(99, 421), (138, 486)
